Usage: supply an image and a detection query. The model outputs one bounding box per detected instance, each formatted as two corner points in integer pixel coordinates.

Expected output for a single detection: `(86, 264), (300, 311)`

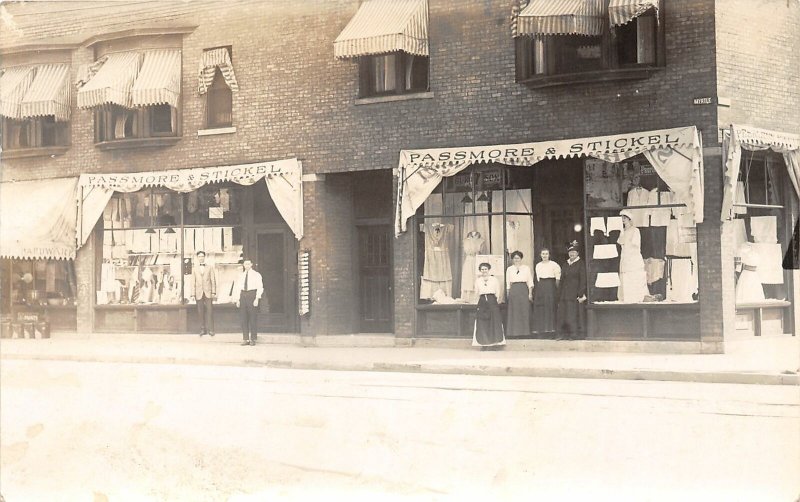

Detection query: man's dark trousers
(196, 294), (214, 335)
(240, 289), (258, 342)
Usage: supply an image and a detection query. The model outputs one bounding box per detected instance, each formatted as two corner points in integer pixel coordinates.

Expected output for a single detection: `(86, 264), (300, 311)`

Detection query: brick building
(1, 0), (798, 351)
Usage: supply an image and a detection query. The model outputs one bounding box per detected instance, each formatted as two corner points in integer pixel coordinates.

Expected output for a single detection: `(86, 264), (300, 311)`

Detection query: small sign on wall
(298, 250), (310, 316)
(692, 97), (713, 105)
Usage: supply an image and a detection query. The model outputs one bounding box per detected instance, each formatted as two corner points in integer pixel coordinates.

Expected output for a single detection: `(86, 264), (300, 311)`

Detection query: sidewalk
(1, 332), (798, 386)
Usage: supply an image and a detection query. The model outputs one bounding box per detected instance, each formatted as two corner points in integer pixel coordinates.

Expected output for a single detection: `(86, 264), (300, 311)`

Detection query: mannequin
(420, 222), (454, 299)
(461, 231), (486, 303)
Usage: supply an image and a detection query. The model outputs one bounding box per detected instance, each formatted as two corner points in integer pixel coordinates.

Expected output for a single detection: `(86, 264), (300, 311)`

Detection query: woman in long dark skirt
(505, 250), (533, 337)
(557, 242), (588, 340)
(532, 248), (561, 338)
(473, 262), (505, 348)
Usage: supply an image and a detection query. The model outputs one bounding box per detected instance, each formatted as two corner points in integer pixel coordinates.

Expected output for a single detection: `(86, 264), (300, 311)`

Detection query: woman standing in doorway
(473, 262), (505, 349)
(506, 250), (533, 337)
(533, 248), (560, 338)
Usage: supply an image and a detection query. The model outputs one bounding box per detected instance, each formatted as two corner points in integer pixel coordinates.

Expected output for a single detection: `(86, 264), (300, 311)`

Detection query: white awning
(517, 0), (605, 37)
(721, 125), (800, 220)
(0, 66), (36, 119)
(0, 178), (79, 260)
(78, 158), (304, 240)
(609, 0), (659, 26)
(395, 126), (705, 235)
(20, 64), (71, 121)
(132, 50), (181, 108)
(77, 52), (141, 109)
(197, 48), (239, 95)
(334, 0), (429, 59)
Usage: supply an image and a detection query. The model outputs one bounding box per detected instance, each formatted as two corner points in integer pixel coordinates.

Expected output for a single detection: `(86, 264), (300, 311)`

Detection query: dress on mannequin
(618, 225), (649, 303)
(736, 243), (765, 303)
(626, 186), (651, 227)
(460, 232), (486, 302)
(420, 223), (454, 299)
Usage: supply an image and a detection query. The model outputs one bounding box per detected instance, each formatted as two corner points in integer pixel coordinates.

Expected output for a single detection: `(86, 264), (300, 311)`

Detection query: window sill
(197, 126), (236, 136)
(95, 137), (181, 151)
(520, 67), (663, 89)
(355, 91), (434, 105)
(0, 146), (69, 159)
(736, 300), (791, 309)
(588, 301), (699, 309)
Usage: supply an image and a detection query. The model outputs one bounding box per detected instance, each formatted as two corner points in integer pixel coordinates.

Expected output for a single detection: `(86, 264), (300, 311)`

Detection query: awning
(0, 66), (36, 119)
(78, 158), (304, 240)
(132, 50), (181, 108)
(395, 126), (705, 235)
(609, 0), (659, 26)
(334, 0), (429, 59)
(517, 0), (605, 37)
(197, 48), (239, 95)
(19, 64), (71, 121)
(721, 125), (800, 220)
(0, 178), (79, 260)
(77, 52), (141, 109)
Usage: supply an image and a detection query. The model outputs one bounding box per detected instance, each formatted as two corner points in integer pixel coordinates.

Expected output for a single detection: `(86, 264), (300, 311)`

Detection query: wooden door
(358, 225), (393, 332)
(256, 230), (296, 332)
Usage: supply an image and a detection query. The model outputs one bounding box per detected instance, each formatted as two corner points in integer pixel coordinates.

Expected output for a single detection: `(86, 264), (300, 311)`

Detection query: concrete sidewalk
(1, 332), (798, 386)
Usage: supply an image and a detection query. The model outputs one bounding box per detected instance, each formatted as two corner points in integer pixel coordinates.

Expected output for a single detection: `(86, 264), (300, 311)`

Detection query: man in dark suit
(190, 250), (216, 336)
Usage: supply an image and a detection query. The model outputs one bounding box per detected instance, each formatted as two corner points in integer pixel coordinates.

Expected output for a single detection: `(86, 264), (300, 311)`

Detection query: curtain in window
(198, 48), (239, 95)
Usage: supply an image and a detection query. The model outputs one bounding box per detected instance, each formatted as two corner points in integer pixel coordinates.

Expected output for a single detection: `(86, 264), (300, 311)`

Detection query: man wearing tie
(235, 258), (263, 346)
(190, 251), (216, 336)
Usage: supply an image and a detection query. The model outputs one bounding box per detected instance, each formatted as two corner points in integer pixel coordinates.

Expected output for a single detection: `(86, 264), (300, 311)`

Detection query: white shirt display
(626, 186), (651, 227)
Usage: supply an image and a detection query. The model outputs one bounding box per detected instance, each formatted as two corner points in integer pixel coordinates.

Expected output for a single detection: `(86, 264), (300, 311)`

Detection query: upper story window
(0, 63), (71, 152)
(514, 0), (663, 85)
(359, 52), (429, 97)
(334, 0), (430, 100)
(198, 47), (238, 129)
(77, 49), (182, 146)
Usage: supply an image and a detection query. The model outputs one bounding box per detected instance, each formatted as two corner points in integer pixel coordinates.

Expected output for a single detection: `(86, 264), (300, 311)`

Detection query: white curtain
(395, 159), (471, 235)
(79, 186), (115, 247)
(264, 171), (304, 240)
(643, 145), (704, 223)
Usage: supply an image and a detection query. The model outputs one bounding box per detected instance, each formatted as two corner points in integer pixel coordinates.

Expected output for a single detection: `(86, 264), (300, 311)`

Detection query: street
(1, 360), (798, 501)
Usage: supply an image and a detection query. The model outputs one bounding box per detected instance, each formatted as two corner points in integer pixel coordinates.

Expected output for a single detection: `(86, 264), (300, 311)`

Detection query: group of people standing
(472, 242), (587, 349)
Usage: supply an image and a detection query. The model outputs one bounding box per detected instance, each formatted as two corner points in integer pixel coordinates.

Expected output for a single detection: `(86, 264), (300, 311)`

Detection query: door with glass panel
(256, 230), (295, 332)
(358, 224), (393, 332)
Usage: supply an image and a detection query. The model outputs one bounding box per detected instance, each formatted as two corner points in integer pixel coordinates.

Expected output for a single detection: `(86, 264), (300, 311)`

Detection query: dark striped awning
(517, 0), (605, 37)
(334, 0), (429, 59)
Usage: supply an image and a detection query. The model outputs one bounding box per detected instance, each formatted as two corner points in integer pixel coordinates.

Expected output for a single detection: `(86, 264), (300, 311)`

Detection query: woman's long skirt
(532, 278), (557, 334)
(506, 282), (530, 337)
(473, 293), (505, 347)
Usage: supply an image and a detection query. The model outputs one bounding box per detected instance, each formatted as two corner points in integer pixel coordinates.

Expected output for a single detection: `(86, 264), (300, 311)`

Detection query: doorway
(256, 230), (296, 332)
(357, 224), (393, 332)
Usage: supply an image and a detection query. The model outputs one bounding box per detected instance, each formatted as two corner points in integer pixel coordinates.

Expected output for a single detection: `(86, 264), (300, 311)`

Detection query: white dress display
(460, 232), (486, 303)
(420, 223), (454, 299)
(626, 186), (651, 227)
(736, 243), (765, 303)
(617, 226), (649, 303)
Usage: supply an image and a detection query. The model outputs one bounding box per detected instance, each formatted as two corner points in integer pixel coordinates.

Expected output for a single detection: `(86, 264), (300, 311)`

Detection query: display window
(1, 258), (77, 308)
(732, 152), (795, 305)
(585, 155), (698, 305)
(98, 184), (245, 306)
(416, 164), (534, 305)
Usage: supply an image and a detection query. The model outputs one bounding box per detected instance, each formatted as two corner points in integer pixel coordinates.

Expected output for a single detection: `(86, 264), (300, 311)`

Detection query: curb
(2, 352), (797, 386)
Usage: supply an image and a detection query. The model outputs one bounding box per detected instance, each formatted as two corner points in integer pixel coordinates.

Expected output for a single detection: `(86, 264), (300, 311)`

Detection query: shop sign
(298, 250), (310, 316)
(692, 97), (713, 105)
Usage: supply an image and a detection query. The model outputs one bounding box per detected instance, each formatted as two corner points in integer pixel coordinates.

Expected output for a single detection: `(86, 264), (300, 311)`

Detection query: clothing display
(590, 217), (606, 235)
(460, 232), (486, 303)
(732, 219), (748, 258)
(751, 243), (784, 284)
(734, 181), (747, 215)
(506, 264), (533, 337)
(420, 223), (454, 299)
(736, 244), (765, 303)
(617, 226), (649, 303)
(557, 257), (587, 339)
(606, 217), (624, 234)
(595, 272), (621, 288)
(533, 260), (561, 334)
(592, 244), (619, 259)
(667, 257), (698, 303)
(750, 216), (778, 244)
(649, 189), (672, 227)
(665, 220), (692, 257)
(473, 275), (506, 347)
(644, 257), (666, 284)
(626, 186), (651, 227)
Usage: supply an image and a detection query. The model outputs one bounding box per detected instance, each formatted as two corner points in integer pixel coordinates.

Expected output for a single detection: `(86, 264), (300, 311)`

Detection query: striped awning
(197, 48), (239, 95)
(131, 50), (181, 108)
(77, 52), (141, 109)
(0, 178), (79, 260)
(334, 0), (429, 59)
(0, 66), (36, 119)
(19, 64), (71, 122)
(517, 0), (605, 37)
(609, 0), (659, 26)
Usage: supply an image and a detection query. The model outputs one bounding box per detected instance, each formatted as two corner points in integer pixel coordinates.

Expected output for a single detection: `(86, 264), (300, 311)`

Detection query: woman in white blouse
(533, 248), (561, 337)
(472, 262), (505, 348)
(506, 250), (533, 337)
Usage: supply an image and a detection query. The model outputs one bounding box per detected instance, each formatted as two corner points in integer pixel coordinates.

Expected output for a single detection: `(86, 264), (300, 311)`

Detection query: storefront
(77, 159), (304, 334)
(722, 125), (800, 337)
(0, 177), (81, 333)
(395, 126), (705, 340)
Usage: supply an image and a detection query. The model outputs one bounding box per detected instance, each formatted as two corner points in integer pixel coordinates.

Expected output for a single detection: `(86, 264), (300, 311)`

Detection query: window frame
(515, 6), (665, 87)
(358, 51), (430, 98)
(204, 45), (234, 130)
(0, 116), (69, 150)
(94, 104), (179, 143)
